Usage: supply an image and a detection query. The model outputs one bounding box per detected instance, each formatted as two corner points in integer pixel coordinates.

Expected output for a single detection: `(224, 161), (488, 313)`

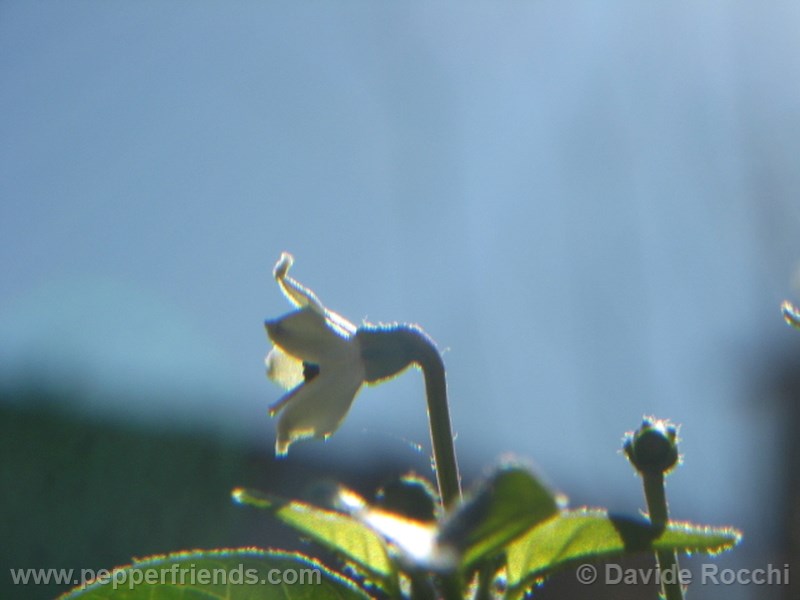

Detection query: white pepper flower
(265, 253), (367, 456)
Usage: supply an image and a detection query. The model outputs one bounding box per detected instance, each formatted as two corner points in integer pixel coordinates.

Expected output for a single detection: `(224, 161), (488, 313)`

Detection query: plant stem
(437, 574), (463, 600)
(410, 330), (462, 509)
(643, 472), (684, 600)
(408, 333), (464, 600)
(358, 324), (462, 509)
(408, 573), (437, 600)
(474, 554), (504, 600)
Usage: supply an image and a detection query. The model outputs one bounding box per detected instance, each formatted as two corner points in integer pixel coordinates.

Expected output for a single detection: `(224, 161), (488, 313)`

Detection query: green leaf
(437, 466), (560, 569)
(58, 548), (371, 599)
(233, 488), (395, 583)
(506, 509), (741, 596)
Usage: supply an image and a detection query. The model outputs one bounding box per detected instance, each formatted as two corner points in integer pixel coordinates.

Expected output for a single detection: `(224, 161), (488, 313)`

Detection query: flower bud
(624, 417), (680, 475)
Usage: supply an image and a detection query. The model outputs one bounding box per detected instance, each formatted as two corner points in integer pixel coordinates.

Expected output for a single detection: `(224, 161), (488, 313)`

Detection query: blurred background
(2, 2), (800, 599)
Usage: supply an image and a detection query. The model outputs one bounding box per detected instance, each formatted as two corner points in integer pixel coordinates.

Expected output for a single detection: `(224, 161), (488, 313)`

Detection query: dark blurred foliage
(0, 383), (428, 600)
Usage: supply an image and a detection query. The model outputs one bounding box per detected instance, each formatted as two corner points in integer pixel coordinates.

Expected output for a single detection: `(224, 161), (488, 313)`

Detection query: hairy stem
(359, 324), (462, 509)
(409, 329), (462, 509)
(643, 472), (684, 600)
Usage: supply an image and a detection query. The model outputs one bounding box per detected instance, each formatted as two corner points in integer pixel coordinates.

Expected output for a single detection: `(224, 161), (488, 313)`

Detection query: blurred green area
(0, 384), (414, 600)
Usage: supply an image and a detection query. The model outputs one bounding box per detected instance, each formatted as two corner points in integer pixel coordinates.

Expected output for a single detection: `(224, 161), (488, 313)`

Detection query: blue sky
(2, 3), (800, 589)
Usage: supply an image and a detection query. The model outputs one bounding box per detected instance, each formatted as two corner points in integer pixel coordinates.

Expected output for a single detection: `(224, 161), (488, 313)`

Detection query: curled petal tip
(272, 253), (325, 312)
(274, 252), (294, 280)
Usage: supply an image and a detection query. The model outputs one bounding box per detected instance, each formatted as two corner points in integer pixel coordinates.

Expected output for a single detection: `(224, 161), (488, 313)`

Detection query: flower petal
(273, 252), (356, 334)
(272, 363), (365, 456)
(273, 252), (326, 314)
(326, 308), (358, 337)
(266, 306), (354, 364)
(265, 346), (304, 390)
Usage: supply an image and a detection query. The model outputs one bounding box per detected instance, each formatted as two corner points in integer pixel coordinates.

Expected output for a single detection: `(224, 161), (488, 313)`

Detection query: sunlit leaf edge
(232, 487), (395, 583)
(57, 547), (371, 600)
